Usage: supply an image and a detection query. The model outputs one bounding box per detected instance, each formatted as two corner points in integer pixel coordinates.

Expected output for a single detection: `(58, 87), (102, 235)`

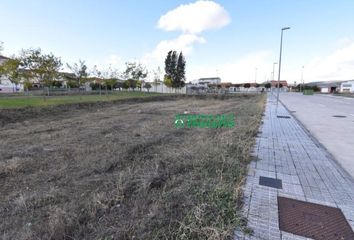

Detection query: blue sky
(1, 0), (354, 83)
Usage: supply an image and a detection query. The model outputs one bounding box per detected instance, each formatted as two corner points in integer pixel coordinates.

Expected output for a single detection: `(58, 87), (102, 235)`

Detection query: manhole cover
(259, 176), (282, 189)
(277, 115), (291, 119)
(278, 197), (354, 240)
(333, 115), (347, 118)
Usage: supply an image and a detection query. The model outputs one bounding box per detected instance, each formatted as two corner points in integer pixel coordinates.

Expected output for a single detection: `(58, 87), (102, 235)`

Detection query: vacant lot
(0, 94), (265, 240)
(0, 91), (162, 108)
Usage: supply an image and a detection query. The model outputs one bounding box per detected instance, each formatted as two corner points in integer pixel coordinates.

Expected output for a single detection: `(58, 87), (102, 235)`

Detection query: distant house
(0, 55), (10, 65)
(340, 80), (354, 93)
(0, 79), (23, 93)
(193, 77), (221, 86)
(270, 80), (288, 88)
(306, 80), (344, 93)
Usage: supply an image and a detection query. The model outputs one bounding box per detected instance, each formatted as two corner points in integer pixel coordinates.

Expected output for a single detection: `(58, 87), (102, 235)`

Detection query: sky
(1, 0), (354, 84)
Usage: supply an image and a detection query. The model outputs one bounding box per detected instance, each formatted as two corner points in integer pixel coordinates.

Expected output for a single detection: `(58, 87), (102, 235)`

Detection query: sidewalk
(235, 94), (354, 240)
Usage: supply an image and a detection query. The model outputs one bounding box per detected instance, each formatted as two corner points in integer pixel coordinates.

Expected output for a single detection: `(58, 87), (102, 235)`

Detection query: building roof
(199, 77), (221, 80)
(270, 80), (288, 87)
(306, 80), (346, 88)
(0, 55), (10, 60)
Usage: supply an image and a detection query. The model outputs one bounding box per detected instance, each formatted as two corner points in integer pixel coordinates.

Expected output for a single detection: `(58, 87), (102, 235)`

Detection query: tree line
(0, 44), (186, 92)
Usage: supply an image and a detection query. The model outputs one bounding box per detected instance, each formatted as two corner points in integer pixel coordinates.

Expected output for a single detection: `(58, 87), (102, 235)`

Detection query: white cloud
(157, 0), (231, 34)
(145, 34), (205, 64)
(304, 41), (354, 81)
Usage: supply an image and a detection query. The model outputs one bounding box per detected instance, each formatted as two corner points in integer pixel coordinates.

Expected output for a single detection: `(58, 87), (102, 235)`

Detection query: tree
(265, 83), (271, 89)
(104, 78), (117, 90)
(136, 80), (142, 91)
(114, 81), (123, 91)
(243, 83), (251, 88)
(20, 48), (62, 87)
(124, 62), (148, 81)
(66, 60), (87, 87)
(0, 58), (22, 89)
(123, 80), (129, 90)
(164, 50), (186, 90)
(164, 75), (173, 92)
(164, 51), (174, 80)
(144, 82), (152, 92)
(0, 41), (3, 54)
(175, 51), (186, 88)
(125, 79), (137, 91)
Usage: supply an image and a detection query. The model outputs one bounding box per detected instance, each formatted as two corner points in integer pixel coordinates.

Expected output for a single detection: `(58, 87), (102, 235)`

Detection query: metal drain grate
(278, 197), (354, 240)
(259, 176), (282, 189)
(332, 115), (347, 118)
(277, 115), (291, 119)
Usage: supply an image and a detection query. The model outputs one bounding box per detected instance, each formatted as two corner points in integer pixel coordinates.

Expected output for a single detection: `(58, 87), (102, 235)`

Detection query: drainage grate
(278, 197), (354, 240)
(259, 176), (282, 189)
(333, 115), (347, 118)
(277, 115), (291, 119)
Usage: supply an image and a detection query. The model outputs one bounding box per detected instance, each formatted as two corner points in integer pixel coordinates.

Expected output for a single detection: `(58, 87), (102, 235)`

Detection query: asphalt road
(279, 92), (354, 178)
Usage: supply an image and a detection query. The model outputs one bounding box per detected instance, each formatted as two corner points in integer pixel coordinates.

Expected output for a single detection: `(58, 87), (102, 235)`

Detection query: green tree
(123, 80), (129, 90)
(124, 62), (148, 82)
(125, 79), (137, 91)
(164, 75), (173, 93)
(144, 82), (152, 92)
(0, 58), (22, 88)
(20, 48), (62, 87)
(104, 78), (117, 90)
(164, 50), (186, 90)
(66, 60), (88, 87)
(243, 83), (251, 88)
(114, 81), (123, 91)
(175, 51), (186, 88)
(136, 80), (142, 91)
(265, 83), (271, 89)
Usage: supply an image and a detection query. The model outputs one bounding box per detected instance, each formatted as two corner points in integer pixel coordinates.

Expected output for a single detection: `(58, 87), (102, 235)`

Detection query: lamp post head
(282, 27), (290, 31)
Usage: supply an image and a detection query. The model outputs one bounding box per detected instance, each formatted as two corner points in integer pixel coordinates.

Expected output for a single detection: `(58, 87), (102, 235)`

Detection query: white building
(0, 78), (24, 93)
(192, 77), (221, 86)
(340, 80), (354, 93)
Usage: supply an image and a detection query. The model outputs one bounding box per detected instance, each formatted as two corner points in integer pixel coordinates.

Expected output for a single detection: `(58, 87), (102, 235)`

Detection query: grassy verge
(0, 91), (162, 108)
(0, 94), (265, 239)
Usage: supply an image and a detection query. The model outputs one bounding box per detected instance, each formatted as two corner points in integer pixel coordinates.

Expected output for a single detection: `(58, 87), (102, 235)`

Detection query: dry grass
(0, 94), (265, 240)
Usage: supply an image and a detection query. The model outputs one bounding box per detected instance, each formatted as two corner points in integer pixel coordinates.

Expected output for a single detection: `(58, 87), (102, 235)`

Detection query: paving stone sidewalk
(235, 94), (354, 240)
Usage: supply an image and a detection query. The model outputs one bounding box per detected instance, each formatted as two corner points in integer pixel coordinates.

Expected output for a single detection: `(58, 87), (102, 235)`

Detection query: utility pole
(300, 66), (304, 92)
(276, 27), (290, 109)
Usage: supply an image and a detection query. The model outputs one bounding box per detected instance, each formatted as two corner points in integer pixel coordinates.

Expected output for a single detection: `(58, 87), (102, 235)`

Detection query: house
(0, 78), (23, 93)
(193, 77), (221, 86)
(306, 80), (344, 93)
(340, 80), (354, 93)
(270, 80), (288, 88)
(0, 55), (10, 65)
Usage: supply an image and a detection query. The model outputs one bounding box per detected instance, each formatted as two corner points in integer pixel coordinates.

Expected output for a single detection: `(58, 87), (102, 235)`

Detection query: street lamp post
(255, 67), (258, 83)
(300, 66), (304, 92)
(272, 62), (278, 81)
(276, 27), (290, 108)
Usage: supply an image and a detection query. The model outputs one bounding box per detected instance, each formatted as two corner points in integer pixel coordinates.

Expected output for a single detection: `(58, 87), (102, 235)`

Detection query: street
(280, 92), (354, 178)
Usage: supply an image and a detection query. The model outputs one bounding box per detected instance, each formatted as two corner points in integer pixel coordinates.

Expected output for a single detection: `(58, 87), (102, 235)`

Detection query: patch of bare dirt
(0, 94), (265, 240)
